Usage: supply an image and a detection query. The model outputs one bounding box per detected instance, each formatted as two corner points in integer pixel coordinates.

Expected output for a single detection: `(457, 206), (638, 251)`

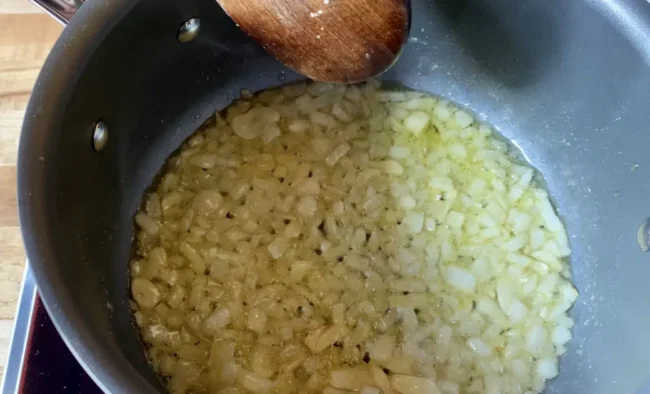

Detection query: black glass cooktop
(2, 268), (102, 394)
(20, 297), (101, 393)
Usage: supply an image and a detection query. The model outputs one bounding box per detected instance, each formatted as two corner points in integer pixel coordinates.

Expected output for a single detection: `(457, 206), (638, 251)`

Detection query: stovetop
(1, 267), (102, 394)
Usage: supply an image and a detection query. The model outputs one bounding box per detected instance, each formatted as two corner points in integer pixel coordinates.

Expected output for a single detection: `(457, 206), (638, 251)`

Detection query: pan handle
(30, 0), (85, 25)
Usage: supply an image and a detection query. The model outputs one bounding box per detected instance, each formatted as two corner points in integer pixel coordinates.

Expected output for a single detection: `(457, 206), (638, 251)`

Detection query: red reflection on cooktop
(19, 296), (102, 394)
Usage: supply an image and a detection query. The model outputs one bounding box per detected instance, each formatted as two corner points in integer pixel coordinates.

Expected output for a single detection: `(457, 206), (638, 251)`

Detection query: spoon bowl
(216, 0), (411, 83)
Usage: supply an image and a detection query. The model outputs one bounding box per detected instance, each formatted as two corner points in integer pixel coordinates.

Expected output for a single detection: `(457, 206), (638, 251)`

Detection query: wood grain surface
(216, 0), (409, 83)
(0, 0), (63, 380)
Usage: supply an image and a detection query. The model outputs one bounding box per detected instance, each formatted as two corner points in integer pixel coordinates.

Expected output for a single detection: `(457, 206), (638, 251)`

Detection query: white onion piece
(467, 337), (492, 356)
(552, 325), (572, 346)
(507, 300), (529, 323)
(331, 303), (346, 326)
(536, 358), (559, 380)
(289, 260), (313, 283)
(454, 110), (473, 129)
(247, 308), (267, 335)
(232, 107), (280, 140)
(323, 388), (347, 394)
(288, 119), (310, 133)
(192, 190), (223, 214)
(296, 196), (318, 217)
(202, 307), (231, 336)
(389, 146), (410, 159)
(361, 387), (381, 394)
(217, 361), (240, 386)
(179, 242), (205, 274)
(135, 213), (159, 236)
(390, 374), (441, 394)
(330, 367), (374, 390)
(526, 325), (547, 355)
(131, 278), (160, 309)
(237, 369), (275, 393)
(326, 143), (351, 167)
(399, 195), (417, 210)
(215, 387), (241, 394)
(267, 237), (289, 259)
(404, 111), (430, 135)
(437, 380), (460, 394)
(305, 325), (349, 353)
(445, 266), (476, 292)
(250, 345), (277, 378)
(369, 334), (395, 363)
(371, 366), (394, 394)
(382, 160), (404, 175)
(403, 212), (424, 234)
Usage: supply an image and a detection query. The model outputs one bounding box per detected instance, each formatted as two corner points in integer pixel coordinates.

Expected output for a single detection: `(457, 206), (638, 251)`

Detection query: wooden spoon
(216, 0), (411, 83)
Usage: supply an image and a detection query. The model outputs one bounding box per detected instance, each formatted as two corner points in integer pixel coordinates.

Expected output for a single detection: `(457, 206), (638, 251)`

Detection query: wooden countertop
(0, 0), (63, 380)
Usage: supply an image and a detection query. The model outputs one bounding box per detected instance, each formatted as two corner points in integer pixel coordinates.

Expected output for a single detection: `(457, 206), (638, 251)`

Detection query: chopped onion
(326, 143), (351, 167)
(296, 196), (318, 217)
(179, 242), (205, 274)
(289, 260), (314, 283)
(361, 387), (381, 394)
(398, 195), (417, 210)
(382, 160), (404, 175)
(232, 107), (280, 140)
(403, 211), (424, 234)
(526, 325), (548, 355)
(192, 190), (223, 214)
(369, 334), (395, 363)
(536, 358), (558, 380)
(389, 146), (410, 159)
(130, 81), (576, 394)
(404, 111), (431, 135)
(247, 308), (267, 335)
(444, 266), (476, 292)
(454, 110), (474, 129)
(135, 213), (159, 236)
(552, 325), (572, 346)
(202, 307), (231, 335)
(131, 278), (160, 309)
(467, 337), (492, 356)
(390, 374), (441, 394)
(305, 325), (349, 353)
(330, 367), (374, 390)
(237, 369), (275, 393)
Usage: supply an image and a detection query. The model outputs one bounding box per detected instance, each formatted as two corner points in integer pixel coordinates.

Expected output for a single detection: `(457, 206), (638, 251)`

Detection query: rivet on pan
(93, 120), (108, 152)
(178, 18), (200, 43)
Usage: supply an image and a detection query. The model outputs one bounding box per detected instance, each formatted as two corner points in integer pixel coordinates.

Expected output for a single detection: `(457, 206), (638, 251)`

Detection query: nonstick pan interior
(18, 0), (650, 392)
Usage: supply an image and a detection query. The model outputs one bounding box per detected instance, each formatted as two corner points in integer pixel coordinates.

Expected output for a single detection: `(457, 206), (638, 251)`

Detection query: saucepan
(18, 0), (650, 392)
